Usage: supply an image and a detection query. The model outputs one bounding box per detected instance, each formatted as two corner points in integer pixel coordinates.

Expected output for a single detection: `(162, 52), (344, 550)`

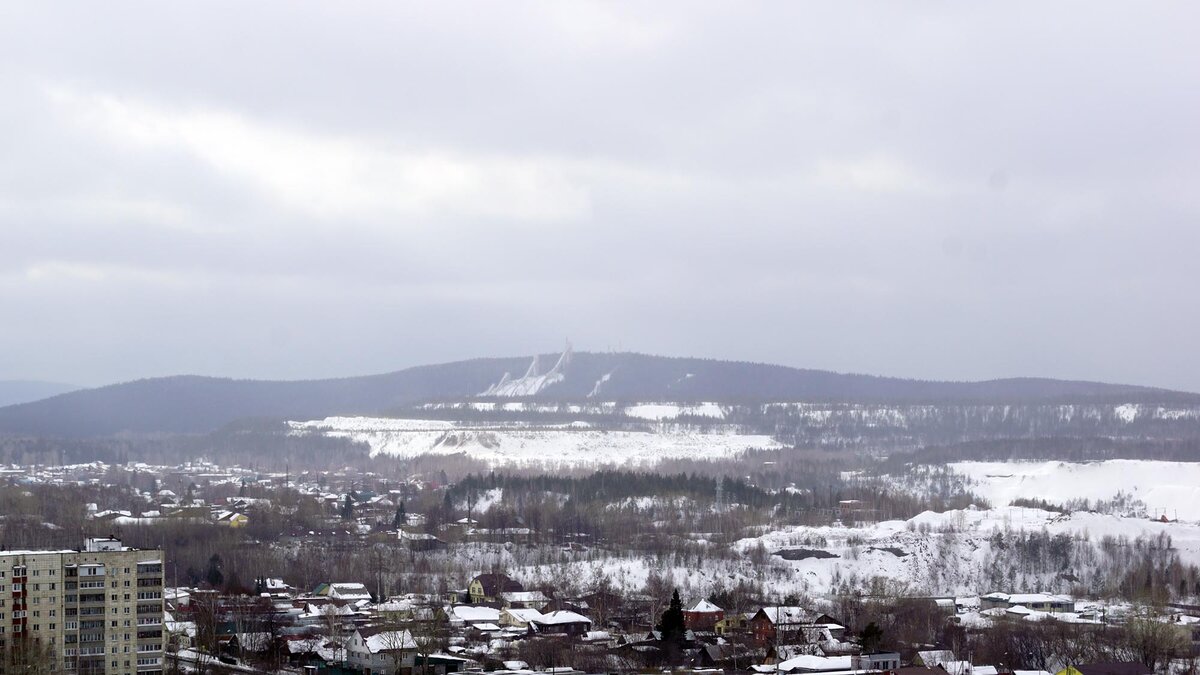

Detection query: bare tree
(321, 604), (349, 667)
(191, 592), (221, 672)
(409, 614), (449, 675)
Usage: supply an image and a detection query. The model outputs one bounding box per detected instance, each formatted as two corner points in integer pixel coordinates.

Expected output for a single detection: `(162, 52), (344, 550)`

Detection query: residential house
(532, 610), (593, 636)
(444, 604), (502, 629)
(346, 626), (417, 675)
(684, 599), (725, 631)
(981, 592), (1074, 613)
(500, 607), (546, 631)
(399, 530), (447, 552)
(716, 612), (753, 637)
(854, 652), (902, 671)
(501, 590), (550, 608)
(327, 582), (373, 603)
(749, 607), (839, 646)
(468, 573), (523, 604)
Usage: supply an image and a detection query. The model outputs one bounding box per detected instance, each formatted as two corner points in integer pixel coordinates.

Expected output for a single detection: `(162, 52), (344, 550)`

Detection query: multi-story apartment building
(0, 537), (164, 674)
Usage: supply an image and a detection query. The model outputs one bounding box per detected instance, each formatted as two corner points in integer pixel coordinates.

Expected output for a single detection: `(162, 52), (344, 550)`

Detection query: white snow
(290, 416), (781, 468)
(482, 348), (571, 397)
(1113, 404), (1140, 423)
(949, 460), (1200, 521)
(732, 505), (1200, 597)
(587, 372), (613, 398)
(624, 403), (725, 421)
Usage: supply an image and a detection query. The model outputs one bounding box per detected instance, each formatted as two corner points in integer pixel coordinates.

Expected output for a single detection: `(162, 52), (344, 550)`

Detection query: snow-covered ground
(289, 416), (780, 467)
(419, 400), (726, 421)
(949, 460), (1200, 521)
(622, 403), (725, 420)
(734, 506), (1200, 596)
(495, 505), (1200, 601)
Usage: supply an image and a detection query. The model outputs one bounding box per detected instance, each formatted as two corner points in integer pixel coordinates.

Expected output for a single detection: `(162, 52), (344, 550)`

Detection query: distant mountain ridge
(0, 351), (1192, 438)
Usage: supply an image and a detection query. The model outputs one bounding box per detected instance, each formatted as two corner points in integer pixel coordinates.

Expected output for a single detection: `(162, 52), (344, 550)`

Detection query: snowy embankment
(948, 460), (1200, 521)
(289, 416), (778, 467)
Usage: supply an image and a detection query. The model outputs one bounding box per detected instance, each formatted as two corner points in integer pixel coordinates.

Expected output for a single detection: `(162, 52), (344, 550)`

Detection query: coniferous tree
(861, 622), (884, 652)
(205, 554), (224, 588)
(657, 589), (686, 645)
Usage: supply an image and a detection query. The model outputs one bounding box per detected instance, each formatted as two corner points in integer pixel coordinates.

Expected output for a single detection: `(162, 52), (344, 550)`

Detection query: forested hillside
(0, 351), (1190, 438)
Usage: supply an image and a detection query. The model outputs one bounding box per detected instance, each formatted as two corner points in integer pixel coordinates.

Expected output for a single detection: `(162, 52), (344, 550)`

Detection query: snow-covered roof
(689, 599), (723, 613)
(941, 660), (973, 675)
(760, 606), (821, 625)
(329, 582), (371, 599)
(534, 610), (591, 626)
(772, 654), (852, 672)
(362, 628), (416, 653)
(916, 650), (956, 667)
(502, 608), (544, 624)
(450, 605), (501, 623)
(983, 591), (1071, 605)
(501, 590), (548, 603)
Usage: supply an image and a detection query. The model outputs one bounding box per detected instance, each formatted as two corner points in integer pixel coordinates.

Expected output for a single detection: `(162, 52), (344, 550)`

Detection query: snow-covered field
(949, 460), (1200, 521)
(289, 416), (779, 467)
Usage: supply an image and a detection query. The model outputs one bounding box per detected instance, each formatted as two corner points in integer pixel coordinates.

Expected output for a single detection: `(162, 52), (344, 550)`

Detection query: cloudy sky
(1, 3), (1197, 390)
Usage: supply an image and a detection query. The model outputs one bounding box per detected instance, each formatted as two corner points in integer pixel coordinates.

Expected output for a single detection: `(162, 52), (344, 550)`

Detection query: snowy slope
(481, 348), (571, 397)
(289, 416), (781, 467)
(733, 506), (1200, 597)
(491, 506), (1200, 601)
(949, 460), (1200, 521)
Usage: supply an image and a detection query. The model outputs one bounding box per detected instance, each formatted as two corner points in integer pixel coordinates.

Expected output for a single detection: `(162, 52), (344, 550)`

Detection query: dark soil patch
(774, 548), (839, 561)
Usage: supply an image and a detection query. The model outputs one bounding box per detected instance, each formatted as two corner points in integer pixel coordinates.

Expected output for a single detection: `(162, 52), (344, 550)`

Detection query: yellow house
(468, 573), (523, 604)
(716, 613), (750, 636)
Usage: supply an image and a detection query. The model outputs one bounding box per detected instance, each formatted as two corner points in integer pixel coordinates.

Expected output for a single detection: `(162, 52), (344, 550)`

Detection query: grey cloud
(0, 2), (1197, 390)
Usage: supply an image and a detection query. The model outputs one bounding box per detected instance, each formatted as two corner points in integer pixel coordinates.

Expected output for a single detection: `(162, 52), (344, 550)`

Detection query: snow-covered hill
(289, 416), (779, 467)
(481, 505), (1200, 602)
(734, 506), (1200, 597)
(949, 460), (1200, 521)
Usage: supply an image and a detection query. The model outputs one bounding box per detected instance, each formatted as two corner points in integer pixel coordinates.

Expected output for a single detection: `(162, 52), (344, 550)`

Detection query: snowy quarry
(289, 416), (779, 467)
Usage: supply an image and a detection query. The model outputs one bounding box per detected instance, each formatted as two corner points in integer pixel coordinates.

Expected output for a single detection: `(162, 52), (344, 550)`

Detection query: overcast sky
(1, 3), (1197, 391)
